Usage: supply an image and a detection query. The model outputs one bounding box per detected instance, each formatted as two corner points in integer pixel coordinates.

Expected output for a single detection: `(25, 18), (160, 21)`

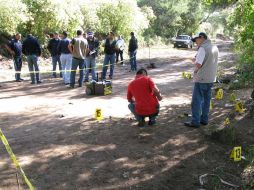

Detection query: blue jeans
(85, 56), (96, 81)
(70, 58), (85, 87)
(27, 55), (40, 83)
(52, 55), (62, 77)
(60, 54), (72, 84)
(128, 102), (159, 122)
(191, 83), (213, 125)
(130, 50), (137, 71)
(13, 56), (22, 80)
(102, 53), (115, 79)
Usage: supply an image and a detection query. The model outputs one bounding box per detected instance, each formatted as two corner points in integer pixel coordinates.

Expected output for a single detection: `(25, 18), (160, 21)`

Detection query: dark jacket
(8, 39), (22, 57)
(87, 37), (99, 57)
(22, 35), (41, 56)
(57, 37), (71, 54)
(47, 38), (60, 56)
(128, 36), (138, 52)
(104, 39), (117, 55)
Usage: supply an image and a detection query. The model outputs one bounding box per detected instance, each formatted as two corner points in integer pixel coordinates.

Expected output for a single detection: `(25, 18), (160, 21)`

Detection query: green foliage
(138, 0), (204, 38)
(0, 0), (28, 34)
(230, 0), (254, 84)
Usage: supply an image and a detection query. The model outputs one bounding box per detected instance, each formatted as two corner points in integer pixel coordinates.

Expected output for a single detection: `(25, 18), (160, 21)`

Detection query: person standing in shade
(184, 32), (219, 128)
(128, 32), (138, 71)
(84, 31), (99, 82)
(47, 32), (62, 78)
(68, 30), (88, 88)
(116, 35), (125, 65)
(57, 31), (72, 85)
(127, 68), (162, 127)
(22, 34), (42, 84)
(5, 33), (23, 82)
(102, 32), (117, 80)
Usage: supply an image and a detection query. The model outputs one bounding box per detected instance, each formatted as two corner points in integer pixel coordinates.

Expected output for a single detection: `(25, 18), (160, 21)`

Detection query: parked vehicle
(172, 35), (193, 48)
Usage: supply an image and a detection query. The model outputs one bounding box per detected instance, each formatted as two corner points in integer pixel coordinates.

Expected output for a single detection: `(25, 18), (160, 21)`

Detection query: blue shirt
(22, 35), (41, 56)
(57, 38), (71, 54)
(8, 39), (22, 57)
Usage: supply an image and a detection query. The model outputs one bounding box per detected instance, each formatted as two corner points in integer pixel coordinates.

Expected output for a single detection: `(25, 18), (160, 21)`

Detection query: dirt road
(0, 42), (245, 190)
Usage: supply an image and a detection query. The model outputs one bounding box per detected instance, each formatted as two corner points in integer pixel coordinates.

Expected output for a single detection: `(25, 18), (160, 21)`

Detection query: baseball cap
(192, 32), (208, 42)
(87, 31), (94, 37)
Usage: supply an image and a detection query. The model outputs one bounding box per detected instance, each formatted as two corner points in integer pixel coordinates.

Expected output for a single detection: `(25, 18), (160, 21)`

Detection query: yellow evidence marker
(235, 101), (244, 113)
(95, 108), (103, 121)
(210, 100), (213, 110)
(215, 88), (224, 100)
(230, 93), (236, 102)
(230, 146), (242, 162)
(224, 118), (230, 126)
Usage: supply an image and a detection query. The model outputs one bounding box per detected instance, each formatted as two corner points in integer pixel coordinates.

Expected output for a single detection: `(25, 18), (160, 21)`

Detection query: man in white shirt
(116, 35), (125, 65)
(184, 32), (219, 128)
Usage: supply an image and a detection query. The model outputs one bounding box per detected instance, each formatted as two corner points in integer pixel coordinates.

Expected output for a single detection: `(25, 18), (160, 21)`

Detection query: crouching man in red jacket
(127, 68), (163, 127)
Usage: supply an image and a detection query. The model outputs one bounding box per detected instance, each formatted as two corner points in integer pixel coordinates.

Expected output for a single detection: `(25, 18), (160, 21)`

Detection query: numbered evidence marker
(230, 146), (242, 161)
(95, 108), (103, 121)
(210, 100), (213, 110)
(224, 117), (230, 126)
(230, 93), (237, 102)
(235, 101), (244, 113)
(215, 88), (224, 100)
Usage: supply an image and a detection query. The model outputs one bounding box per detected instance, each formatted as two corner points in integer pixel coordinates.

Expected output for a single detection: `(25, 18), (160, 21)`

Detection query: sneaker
(20, 78), (24, 81)
(31, 82), (35, 84)
(148, 120), (156, 126)
(37, 81), (42, 84)
(15, 79), (22, 82)
(184, 121), (200, 128)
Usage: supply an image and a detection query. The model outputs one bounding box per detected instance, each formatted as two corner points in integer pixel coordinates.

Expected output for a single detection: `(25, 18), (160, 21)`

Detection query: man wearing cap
(84, 32), (99, 82)
(57, 31), (72, 85)
(5, 33), (24, 82)
(127, 68), (162, 127)
(184, 32), (219, 128)
(47, 32), (62, 78)
(68, 30), (88, 88)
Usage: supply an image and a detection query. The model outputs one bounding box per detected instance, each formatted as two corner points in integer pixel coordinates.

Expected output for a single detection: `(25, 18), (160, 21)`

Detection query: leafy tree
(0, 0), (28, 35)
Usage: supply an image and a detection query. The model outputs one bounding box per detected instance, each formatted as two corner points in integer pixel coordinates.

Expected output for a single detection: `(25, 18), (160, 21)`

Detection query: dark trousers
(116, 50), (123, 64)
(27, 55), (40, 83)
(13, 56), (22, 80)
(52, 55), (62, 77)
(70, 58), (85, 87)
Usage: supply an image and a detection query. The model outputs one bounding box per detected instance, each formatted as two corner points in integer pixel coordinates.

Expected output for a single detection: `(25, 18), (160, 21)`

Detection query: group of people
(5, 30), (139, 87)
(127, 32), (219, 127)
(5, 30), (218, 128)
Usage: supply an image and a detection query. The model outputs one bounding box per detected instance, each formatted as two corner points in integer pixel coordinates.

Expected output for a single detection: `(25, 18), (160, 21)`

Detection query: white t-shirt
(195, 47), (206, 65)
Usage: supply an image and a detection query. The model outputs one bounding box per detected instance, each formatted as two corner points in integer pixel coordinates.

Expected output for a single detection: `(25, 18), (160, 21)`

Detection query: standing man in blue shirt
(57, 31), (72, 85)
(22, 34), (42, 84)
(5, 33), (23, 82)
(47, 32), (62, 78)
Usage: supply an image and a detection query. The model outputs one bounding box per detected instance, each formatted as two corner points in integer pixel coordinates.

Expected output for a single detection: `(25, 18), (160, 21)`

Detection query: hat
(192, 32), (208, 42)
(87, 31), (94, 37)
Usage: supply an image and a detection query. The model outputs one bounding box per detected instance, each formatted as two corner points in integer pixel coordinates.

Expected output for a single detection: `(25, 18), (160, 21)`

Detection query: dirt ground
(0, 42), (253, 190)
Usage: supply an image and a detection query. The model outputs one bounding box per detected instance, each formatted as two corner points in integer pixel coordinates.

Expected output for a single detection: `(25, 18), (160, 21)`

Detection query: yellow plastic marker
(95, 108), (103, 121)
(235, 101), (244, 113)
(0, 129), (35, 190)
(215, 89), (224, 100)
(224, 118), (230, 126)
(230, 146), (242, 161)
(182, 72), (186, 78)
(230, 93), (236, 102)
(185, 73), (192, 79)
(210, 100), (213, 110)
